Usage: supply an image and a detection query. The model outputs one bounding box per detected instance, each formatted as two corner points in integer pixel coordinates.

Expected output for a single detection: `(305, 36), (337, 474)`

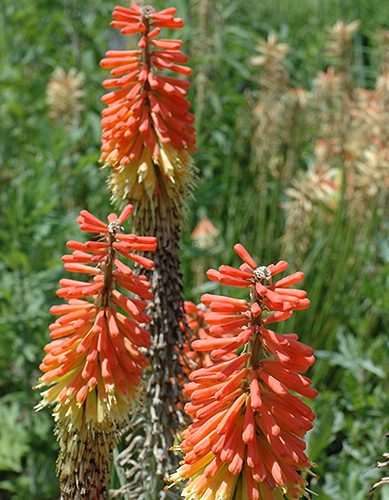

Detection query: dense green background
(1, 0), (388, 498)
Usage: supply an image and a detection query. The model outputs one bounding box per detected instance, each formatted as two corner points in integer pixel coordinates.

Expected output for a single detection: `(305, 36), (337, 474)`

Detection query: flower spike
(36, 204), (157, 498)
(171, 244), (317, 499)
(100, 3), (196, 205)
(181, 301), (215, 374)
(100, 5), (197, 492)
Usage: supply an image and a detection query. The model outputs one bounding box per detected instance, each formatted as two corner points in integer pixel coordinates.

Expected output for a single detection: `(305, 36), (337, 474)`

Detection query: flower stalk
(171, 244), (317, 499)
(100, 4), (197, 493)
(35, 204), (156, 498)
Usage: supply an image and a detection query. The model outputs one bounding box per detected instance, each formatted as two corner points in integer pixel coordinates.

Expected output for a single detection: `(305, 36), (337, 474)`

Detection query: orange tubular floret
(172, 243), (317, 499)
(36, 204), (156, 427)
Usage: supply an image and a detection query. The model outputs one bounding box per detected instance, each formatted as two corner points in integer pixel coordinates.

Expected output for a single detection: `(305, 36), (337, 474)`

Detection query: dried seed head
(46, 67), (85, 128)
(326, 20), (360, 59)
(251, 33), (290, 93)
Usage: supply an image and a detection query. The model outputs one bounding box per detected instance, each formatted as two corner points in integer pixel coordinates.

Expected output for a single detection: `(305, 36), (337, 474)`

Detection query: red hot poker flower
(180, 301), (237, 386)
(35, 204), (157, 497)
(181, 301), (214, 375)
(100, 4), (196, 203)
(36, 204), (157, 428)
(100, 6), (197, 490)
(178, 301), (237, 419)
(171, 244), (317, 499)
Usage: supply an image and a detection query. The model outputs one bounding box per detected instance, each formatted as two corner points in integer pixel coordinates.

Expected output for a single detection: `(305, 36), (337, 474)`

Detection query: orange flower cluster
(182, 301), (237, 376)
(182, 301), (212, 374)
(36, 204), (157, 428)
(172, 244), (317, 499)
(100, 4), (196, 202)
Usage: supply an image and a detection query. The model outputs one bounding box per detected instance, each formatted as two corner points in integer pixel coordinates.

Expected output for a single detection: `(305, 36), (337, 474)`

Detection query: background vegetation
(1, 0), (388, 498)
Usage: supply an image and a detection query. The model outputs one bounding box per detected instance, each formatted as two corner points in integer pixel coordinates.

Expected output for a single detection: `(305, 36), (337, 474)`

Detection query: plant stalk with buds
(100, 4), (197, 493)
(36, 205), (156, 499)
(171, 244), (317, 499)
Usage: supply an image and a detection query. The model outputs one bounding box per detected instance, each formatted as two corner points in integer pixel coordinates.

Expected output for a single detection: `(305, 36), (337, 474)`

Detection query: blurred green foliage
(1, 0), (388, 498)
